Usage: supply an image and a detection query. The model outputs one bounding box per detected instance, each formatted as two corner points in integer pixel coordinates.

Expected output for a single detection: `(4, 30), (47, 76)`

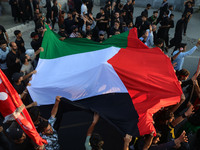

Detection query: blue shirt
(172, 46), (197, 71)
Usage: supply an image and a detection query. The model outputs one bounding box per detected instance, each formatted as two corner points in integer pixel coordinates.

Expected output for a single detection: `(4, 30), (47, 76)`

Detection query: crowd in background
(1, 0), (200, 149)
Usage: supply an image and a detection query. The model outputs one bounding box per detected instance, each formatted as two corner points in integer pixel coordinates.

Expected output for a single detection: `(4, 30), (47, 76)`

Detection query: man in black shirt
(51, 0), (58, 30)
(6, 42), (21, 80)
(0, 25), (9, 43)
(96, 7), (108, 32)
(30, 32), (43, 65)
(14, 30), (26, 54)
(64, 11), (75, 34)
(183, 2), (193, 36)
(141, 3), (151, 18)
(156, 0), (168, 24)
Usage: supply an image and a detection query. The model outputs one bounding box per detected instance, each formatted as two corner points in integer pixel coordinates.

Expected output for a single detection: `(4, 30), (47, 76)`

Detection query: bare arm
(124, 134), (132, 150)
(51, 96), (61, 118)
(87, 113), (99, 136)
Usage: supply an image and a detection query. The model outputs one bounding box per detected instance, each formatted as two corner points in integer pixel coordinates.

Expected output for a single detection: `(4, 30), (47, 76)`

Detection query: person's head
(128, 21), (133, 28)
(0, 40), (7, 51)
(115, 11), (120, 18)
(157, 109), (174, 125)
(98, 31), (105, 40)
(61, 10), (66, 17)
(71, 25), (78, 32)
(35, 8), (40, 14)
(90, 133), (104, 150)
(154, 38), (164, 48)
(20, 53), (31, 64)
(127, 0), (132, 4)
(86, 24), (91, 31)
(67, 11), (73, 18)
(53, 0), (57, 5)
(141, 30), (149, 38)
(169, 5), (173, 11)
(178, 43), (187, 52)
(14, 30), (22, 38)
(86, 31), (93, 39)
(152, 24), (157, 32)
(46, 19), (51, 25)
(82, 0), (88, 4)
(30, 32), (39, 40)
(146, 3), (151, 9)
(141, 14), (148, 22)
(10, 42), (18, 52)
(163, 0), (167, 2)
(9, 127), (26, 144)
(153, 11), (158, 18)
(38, 120), (53, 136)
(114, 21), (120, 29)
(170, 14), (174, 20)
(100, 7), (105, 14)
(29, 106), (41, 126)
(152, 133), (161, 144)
(12, 72), (24, 83)
(176, 68), (190, 81)
(187, 2), (192, 8)
(59, 24), (65, 32)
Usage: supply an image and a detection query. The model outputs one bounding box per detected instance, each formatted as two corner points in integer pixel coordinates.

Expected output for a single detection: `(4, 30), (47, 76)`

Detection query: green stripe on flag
(40, 29), (129, 59)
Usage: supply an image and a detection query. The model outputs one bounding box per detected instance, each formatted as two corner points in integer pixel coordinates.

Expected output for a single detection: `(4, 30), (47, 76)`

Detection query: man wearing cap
(7, 123), (35, 150)
(6, 42), (21, 80)
(96, 31), (105, 43)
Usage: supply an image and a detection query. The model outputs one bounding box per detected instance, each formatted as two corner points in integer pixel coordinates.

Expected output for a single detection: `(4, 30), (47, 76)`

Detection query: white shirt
(81, 4), (87, 16)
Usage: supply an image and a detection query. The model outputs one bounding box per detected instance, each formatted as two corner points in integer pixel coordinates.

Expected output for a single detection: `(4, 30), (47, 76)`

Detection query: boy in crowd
(14, 30), (26, 54)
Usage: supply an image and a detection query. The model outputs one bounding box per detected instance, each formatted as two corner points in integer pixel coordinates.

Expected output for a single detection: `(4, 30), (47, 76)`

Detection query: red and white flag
(0, 69), (47, 146)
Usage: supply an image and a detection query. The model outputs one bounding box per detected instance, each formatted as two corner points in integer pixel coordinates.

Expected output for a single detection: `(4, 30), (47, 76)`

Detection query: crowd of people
(1, 0), (200, 149)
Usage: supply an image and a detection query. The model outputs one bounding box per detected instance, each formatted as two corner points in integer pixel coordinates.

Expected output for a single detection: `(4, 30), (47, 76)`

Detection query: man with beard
(6, 42), (21, 80)
(38, 96), (61, 150)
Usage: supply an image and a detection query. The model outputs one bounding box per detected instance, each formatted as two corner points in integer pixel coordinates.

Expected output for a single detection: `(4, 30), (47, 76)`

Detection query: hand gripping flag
(0, 69), (47, 146)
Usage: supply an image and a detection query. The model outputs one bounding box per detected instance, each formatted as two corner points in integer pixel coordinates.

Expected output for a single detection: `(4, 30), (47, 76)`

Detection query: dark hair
(154, 38), (164, 46)
(141, 13), (148, 18)
(176, 68), (190, 78)
(46, 19), (51, 24)
(0, 40), (7, 45)
(53, 0), (57, 4)
(89, 133), (104, 150)
(170, 14), (174, 17)
(177, 43), (187, 49)
(61, 11), (65, 14)
(169, 5), (173, 8)
(60, 24), (65, 29)
(153, 11), (158, 14)
(147, 3), (151, 7)
(154, 109), (174, 125)
(37, 120), (49, 133)
(29, 106), (40, 123)
(100, 7), (104, 11)
(14, 30), (21, 36)
(20, 53), (27, 64)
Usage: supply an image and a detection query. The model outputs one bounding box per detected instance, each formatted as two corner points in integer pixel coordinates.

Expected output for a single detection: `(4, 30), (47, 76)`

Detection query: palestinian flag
(28, 28), (182, 137)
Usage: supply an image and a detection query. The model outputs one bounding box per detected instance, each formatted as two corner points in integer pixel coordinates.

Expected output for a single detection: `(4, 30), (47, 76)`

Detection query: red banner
(0, 69), (47, 146)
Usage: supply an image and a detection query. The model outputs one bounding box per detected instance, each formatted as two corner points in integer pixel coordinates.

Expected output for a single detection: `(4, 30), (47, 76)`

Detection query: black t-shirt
(31, 37), (42, 60)
(6, 51), (21, 74)
(64, 18), (75, 34)
(52, 5), (58, 19)
(96, 13), (108, 31)
(15, 37), (26, 54)
(0, 25), (6, 41)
